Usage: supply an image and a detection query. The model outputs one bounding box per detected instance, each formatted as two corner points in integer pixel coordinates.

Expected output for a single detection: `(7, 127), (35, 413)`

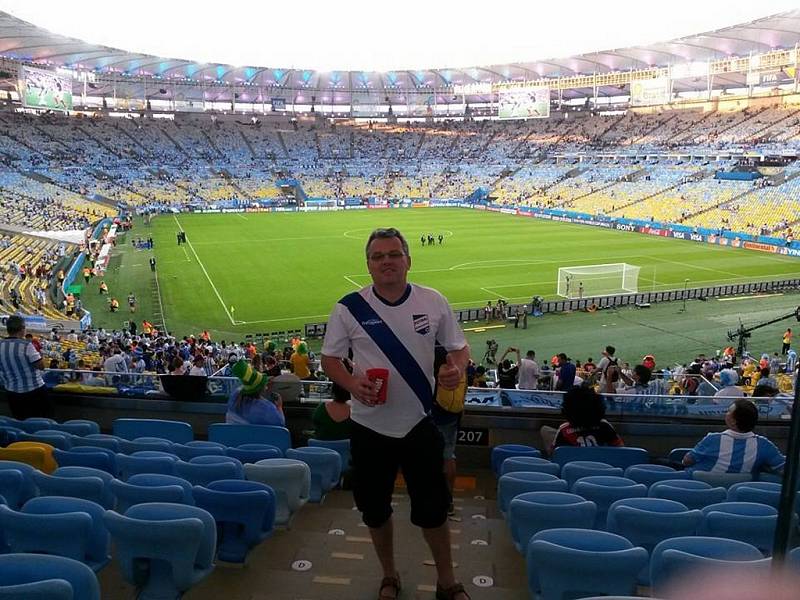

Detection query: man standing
(0, 315), (50, 419)
(321, 228), (471, 600)
(556, 353), (576, 391)
(782, 328), (792, 355)
(518, 350), (540, 390)
(149, 257), (156, 272)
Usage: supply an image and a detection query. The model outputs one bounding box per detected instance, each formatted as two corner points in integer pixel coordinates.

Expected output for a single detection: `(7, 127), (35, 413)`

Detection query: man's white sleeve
(321, 303), (351, 357)
(26, 343), (42, 364)
(437, 294), (467, 352)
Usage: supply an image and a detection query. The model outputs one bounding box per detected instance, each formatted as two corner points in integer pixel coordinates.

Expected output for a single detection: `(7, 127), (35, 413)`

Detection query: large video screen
(498, 87), (550, 120)
(18, 66), (73, 111)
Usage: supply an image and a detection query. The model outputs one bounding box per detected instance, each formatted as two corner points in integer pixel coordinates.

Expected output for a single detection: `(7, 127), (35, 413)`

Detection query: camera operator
(483, 339), (498, 364)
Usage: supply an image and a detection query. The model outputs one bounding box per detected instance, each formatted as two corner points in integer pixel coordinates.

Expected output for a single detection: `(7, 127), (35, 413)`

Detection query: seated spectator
(682, 399), (784, 475)
(619, 364), (656, 398)
(754, 366), (777, 390)
(714, 369), (744, 399)
(226, 359), (285, 426)
(290, 342), (311, 379)
(472, 365), (488, 387)
(541, 386), (624, 452)
(312, 359), (352, 440)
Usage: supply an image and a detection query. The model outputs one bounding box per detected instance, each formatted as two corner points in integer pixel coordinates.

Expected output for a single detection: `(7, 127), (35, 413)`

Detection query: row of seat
(489, 443), (800, 598)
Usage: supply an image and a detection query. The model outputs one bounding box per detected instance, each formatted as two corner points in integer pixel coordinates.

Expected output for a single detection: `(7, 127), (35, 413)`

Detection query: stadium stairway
(276, 131), (290, 157)
(217, 169), (254, 201)
(201, 130), (225, 160)
(628, 112), (678, 146)
(238, 130), (258, 159)
(76, 126), (123, 159)
(96, 469), (527, 599)
(161, 128), (190, 158)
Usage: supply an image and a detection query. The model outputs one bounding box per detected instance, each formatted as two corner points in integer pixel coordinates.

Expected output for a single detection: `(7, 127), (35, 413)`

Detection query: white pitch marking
(235, 213), (248, 221)
(481, 287), (508, 300)
(343, 275), (362, 289)
(173, 215), (236, 325)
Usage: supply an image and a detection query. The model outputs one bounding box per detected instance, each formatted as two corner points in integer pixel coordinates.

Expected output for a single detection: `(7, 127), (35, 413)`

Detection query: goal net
(557, 263), (640, 299)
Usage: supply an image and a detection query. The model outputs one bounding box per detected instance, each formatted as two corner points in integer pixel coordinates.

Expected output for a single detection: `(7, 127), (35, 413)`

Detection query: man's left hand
(438, 354), (463, 390)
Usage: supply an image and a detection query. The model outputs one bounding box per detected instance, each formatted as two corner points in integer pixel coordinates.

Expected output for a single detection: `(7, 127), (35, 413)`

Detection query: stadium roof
(0, 9), (799, 96)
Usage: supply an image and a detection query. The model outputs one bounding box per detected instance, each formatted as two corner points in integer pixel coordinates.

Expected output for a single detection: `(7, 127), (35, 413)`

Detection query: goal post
(557, 263), (641, 299)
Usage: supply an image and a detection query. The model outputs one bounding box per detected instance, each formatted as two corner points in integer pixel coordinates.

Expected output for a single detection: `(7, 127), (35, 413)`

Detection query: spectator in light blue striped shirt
(0, 315), (50, 419)
(683, 399), (785, 475)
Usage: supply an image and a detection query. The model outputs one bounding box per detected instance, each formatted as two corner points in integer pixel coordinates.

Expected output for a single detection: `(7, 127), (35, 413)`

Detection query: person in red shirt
(541, 386), (624, 452)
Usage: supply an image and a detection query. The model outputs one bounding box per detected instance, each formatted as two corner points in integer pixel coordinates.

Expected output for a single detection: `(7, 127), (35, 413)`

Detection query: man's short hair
(730, 399), (758, 432)
(6, 315), (24, 335)
(365, 227), (409, 258)
(526, 350), (535, 358)
(558, 353), (568, 361)
(605, 345), (616, 356)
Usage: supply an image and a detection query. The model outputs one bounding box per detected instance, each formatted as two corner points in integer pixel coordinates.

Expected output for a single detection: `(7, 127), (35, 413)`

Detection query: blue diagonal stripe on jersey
(339, 291), (433, 412)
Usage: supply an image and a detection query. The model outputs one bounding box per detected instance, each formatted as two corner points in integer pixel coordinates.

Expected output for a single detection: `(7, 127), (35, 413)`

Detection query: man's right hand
(350, 375), (379, 406)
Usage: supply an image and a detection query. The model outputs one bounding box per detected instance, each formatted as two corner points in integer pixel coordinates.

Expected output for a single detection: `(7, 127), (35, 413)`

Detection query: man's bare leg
(422, 523), (469, 598)
(369, 517), (399, 597)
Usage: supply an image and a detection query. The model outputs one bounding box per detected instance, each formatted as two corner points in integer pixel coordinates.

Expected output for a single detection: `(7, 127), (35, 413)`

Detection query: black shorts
(350, 417), (450, 529)
(7, 385), (53, 420)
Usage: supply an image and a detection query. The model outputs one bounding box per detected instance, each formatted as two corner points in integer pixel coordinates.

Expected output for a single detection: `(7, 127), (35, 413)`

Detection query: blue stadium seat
(551, 446), (649, 469)
(225, 443), (283, 463)
(308, 438), (351, 474)
(32, 468), (114, 509)
(490, 444), (541, 475)
(19, 418), (59, 433)
(53, 447), (117, 475)
(606, 497), (702, 584)
(115, 452), (178, 480)
(499, 455), (561, 477)
(172, 441), (227, 461)
(111, 473), (194, 513)
(562, 461), (623, 489)
(209, 423), (291, 455)
(0, 579), (74, 600)
(104, 503), (215, 599)
(650, 537), (766, 596)
(699, 502), (778, 554)
(193, 479), (276, 563)
(124, 437), (174, 454)
(57, 420), (101, 437)
(175, 456), (244, 487)
(17, 431), (72, 450)
(649, 479), (727, 510)
(668, 447), (693, 464)
(0, 460), (38, 508)
(692, 470), (755, 488)
(572, 476), (648, 529)
(286, 447), (342, 503)
(112, 418), (193, 444)
(497, 471), (568, 515)
(527, 528), (648, 599)
(73, 434), (124, 453)
(0, 470), (24, 511)
(624, 464), (688, 487)
(508, 491), (596, 554)
(243, 458), (310, 526)
(0, 554), (100, 600)
(0, 496), (110, 572)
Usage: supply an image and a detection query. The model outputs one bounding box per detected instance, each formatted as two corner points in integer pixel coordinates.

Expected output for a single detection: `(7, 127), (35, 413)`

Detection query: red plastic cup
(366, 368), (389, 404)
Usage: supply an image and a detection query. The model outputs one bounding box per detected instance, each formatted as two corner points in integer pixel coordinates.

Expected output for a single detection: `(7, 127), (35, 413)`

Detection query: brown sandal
(435, 582), (471, 600)
(378, 573), (401, 599)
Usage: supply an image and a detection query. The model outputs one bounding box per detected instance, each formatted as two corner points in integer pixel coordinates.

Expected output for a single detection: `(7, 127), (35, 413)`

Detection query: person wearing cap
(226, 359), (284, 426)
(714, 369), (744, 399)
(290, 342), (311, 380)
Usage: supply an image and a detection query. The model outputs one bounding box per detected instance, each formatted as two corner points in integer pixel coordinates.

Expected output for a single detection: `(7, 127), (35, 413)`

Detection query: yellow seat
(4, 442), (58, 473)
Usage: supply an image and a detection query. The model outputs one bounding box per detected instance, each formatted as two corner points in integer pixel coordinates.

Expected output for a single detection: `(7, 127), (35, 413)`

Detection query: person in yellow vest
(142, 320), (153, 336)
(83, 266), (91, 283)
(57, 269), (65, 285)
(109, 297), (119, 312)
(99, 281), (108, 295)
(782, 328), (792, 355)
(290, 341), (311, 380)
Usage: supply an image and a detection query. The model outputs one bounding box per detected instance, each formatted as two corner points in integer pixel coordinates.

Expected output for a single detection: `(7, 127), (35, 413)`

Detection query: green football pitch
(80, 208), (800, 365)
